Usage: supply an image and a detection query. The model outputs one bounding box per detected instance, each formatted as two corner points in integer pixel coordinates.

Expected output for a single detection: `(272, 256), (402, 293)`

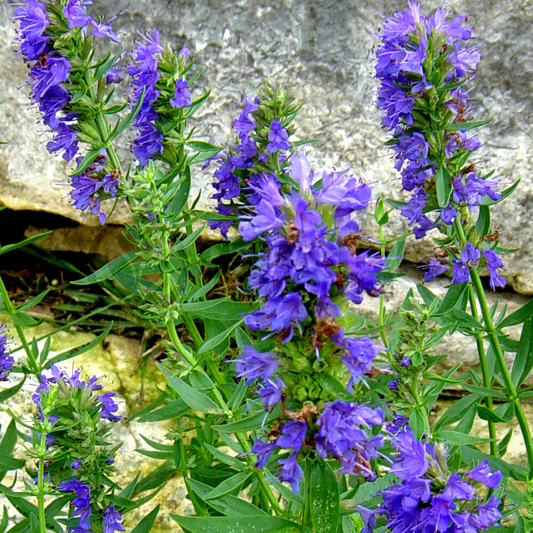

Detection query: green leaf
(183, 300), (257, 322)
(48, 323), (112, 366)
(197, 320), (243, 355)
(310, 459), (340, 533)
(157, 364), (220, 413)
(435, 164), (452, 208)
(72, 251), (139, 285)
(417, 283), (438, 306)
(215, 404), (282, 434)
(166, 169), (191, 218)
(386, 235), (407, 272)
(204, 472), (250, 500)
(477, 405), (508, 424)
(440, 430), (493, 446)
(138, 399), (190, 423)
(11, 312), (43, 327)
(434, 394), (480, 431)
(511, 318), (533, 387)
(111, 87), (145, 140)
(205, 494), (267, 517)
(462, 384), (507, 399)
(0, 378), (25, 404)
(186, 140), (223, 158)
(353, 473), (395, 505)
(93, 49), (123, 82)
(0, 232), (52, 256)
(172, 226), (206, 252)
(0, 506), (8, 533)
(130, 505), (160, 533)
(170, 515), (298, 533)
(235, 327), (252, 350)
(69, 147), (101, 177)
(433, 282), (468, 317)
(474, 205), (491, 236)
(204, 444), (245, 470)
(498, 429), (513, 457)
(0, 457), (25, 470)
(445, 118), (492, 131)
(0, 420), (18, 483)
(500, 299), (533, 329)
(189, 272), (221, 301)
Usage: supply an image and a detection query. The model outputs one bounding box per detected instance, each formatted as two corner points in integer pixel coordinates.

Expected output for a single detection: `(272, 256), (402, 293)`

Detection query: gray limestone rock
(1, 0), (532, 292)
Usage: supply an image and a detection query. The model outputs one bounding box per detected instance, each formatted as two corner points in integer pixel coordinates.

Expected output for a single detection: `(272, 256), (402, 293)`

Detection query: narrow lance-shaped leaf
(310, 459), (340, 533)
(511, 318), (533, 388)
(72, 251), (139, 285)
(48, 323), (113, 366)
(171, 515), (298, 533)
(156, 364), (221, 413)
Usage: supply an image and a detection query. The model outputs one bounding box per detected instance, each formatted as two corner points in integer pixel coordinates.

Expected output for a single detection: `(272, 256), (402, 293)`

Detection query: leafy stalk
(455, 217), (533, 477)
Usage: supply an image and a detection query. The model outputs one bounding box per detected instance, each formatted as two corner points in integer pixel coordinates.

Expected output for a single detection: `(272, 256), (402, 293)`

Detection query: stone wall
(1, 0), (532, 292)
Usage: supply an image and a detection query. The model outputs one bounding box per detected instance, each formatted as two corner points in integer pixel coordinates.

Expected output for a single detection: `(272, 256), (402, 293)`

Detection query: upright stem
(37, 418), (48, 533)
(470, 268), (533, 477)
(467, 284), (498, 458)
(160, 227), (284, 515)
(378, 223), (389, 348)
(85, 70), (123, 175)
(454, 218), (533, 478)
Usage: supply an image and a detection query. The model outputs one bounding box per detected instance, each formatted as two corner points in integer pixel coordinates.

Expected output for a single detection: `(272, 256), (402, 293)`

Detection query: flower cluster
(14, 0), (78, 161)
(13, 0), (120, 163)
(128, 31), (165, 166)
(359, 427), (502, 532)
(233, 153), (387, 492)
(128, 32), (192, 166)
(0, 325), (14, 381)
(69, 154), (120, 224)
(32, 365), (123, 532)
(209, 86), (299, 238)
(240, 154), (383, 368)
(12, 0), (125, 225)
(375, 2), (506, 288)
(250, 398), (384, 493)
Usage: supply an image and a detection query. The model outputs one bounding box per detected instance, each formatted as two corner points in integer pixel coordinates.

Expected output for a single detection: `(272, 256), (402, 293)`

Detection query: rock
(1, 1), (532, 291)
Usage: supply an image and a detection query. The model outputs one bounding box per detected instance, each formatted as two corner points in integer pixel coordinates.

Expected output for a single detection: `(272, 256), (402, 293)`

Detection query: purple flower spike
(467, 460), (503, 489)
(276, 420), (307, 451)
(235, 346), (278, 384)
(484, 249), (506, 290)
(278, 452), (303, 493)
(266, 121), (290, 153)
(104, 505), (125, 533)
(97, 392), (121, 422)
(170, 78), (192, 108)
(63, 0), (92, 29)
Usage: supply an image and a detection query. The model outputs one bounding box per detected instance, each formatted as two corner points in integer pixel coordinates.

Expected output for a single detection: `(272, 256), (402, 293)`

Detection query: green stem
(470, 268), (533, 477)
(37, 418), (48, 533)
(85, 70), (123, 175)
(411, 374), (430, 436)
(377, 222), (389, 348)
(454, 218), (533, 478)
(467, 284), (498, 458)
(0, 275), (38, 373)
(160, 230), (284, 515)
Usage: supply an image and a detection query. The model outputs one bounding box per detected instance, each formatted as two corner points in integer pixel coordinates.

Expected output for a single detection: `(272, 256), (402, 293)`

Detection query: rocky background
(1, 0), (533, 290)
(0, 0), (532, 529)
